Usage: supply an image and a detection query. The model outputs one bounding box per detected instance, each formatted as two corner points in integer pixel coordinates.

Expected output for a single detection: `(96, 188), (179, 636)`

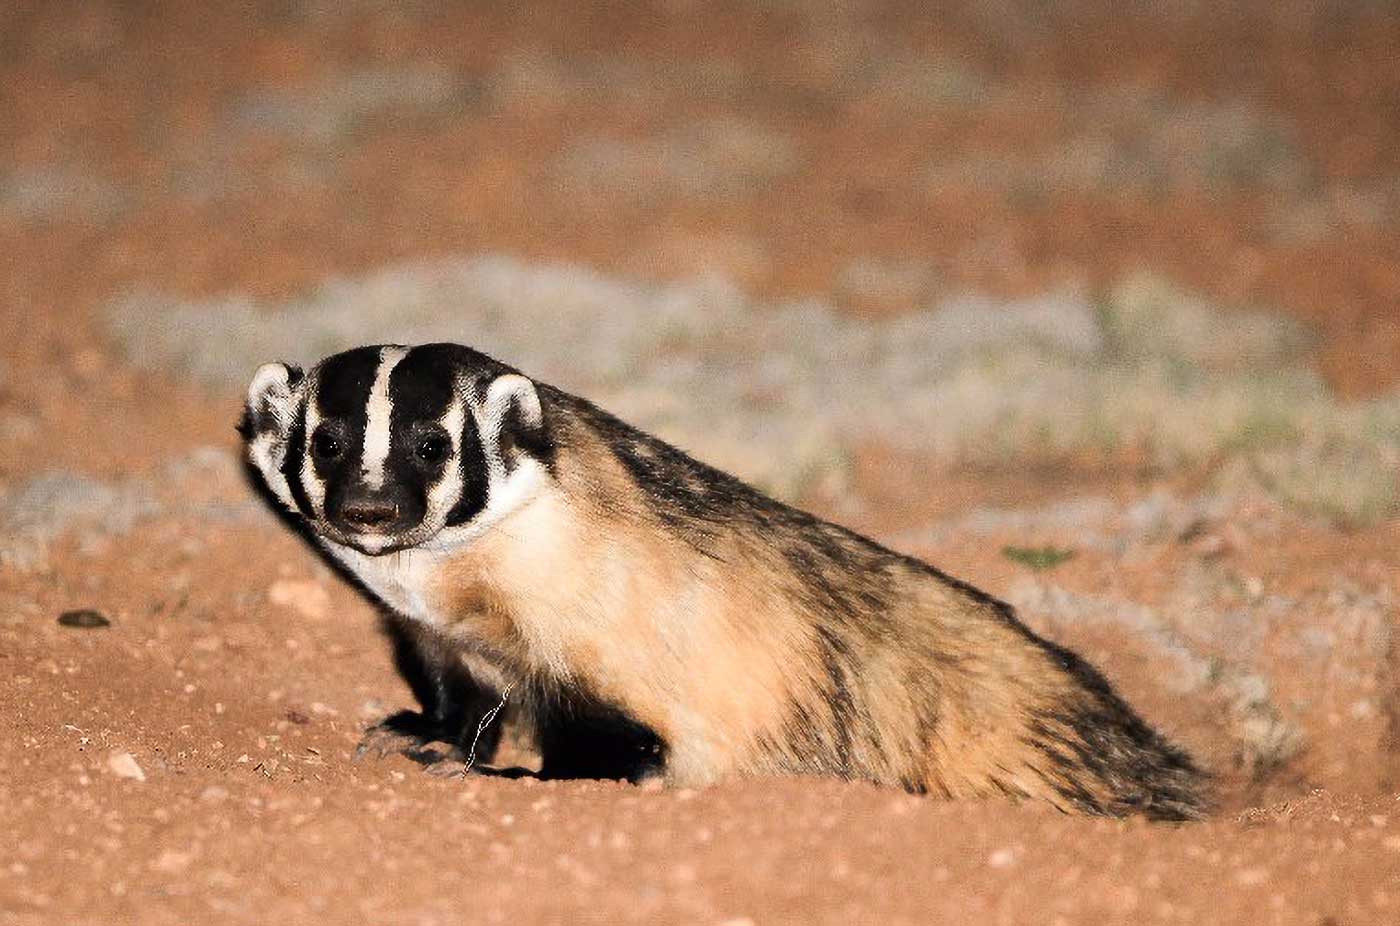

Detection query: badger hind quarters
(1020, 653), (1210, 821)
(923, 629), (1211, 822)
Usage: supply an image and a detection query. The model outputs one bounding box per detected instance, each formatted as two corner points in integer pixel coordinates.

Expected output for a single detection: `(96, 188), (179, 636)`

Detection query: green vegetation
(1001, 545), (1078, 571)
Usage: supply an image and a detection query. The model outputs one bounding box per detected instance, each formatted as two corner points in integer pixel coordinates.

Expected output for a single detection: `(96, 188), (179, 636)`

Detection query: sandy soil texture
(2, 2), (1399, 924)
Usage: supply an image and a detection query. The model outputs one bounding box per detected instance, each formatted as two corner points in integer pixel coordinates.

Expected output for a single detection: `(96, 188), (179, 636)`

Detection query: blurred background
(2, 2), (1399, 921)
(5, 0), (1399, 502)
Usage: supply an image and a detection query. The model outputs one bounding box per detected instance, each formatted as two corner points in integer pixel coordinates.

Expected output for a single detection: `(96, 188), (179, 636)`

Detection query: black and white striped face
(242, 344), (550, 556)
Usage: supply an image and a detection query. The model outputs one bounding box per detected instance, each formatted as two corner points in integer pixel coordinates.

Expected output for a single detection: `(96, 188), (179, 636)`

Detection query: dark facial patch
(387, 345), (458, 426)
(386, 345), (489, 527)
(443, 427), (489, 527)
(281, 409), (314, 517)
(308, 346), (408, 530)
(312, 346), (382, 486)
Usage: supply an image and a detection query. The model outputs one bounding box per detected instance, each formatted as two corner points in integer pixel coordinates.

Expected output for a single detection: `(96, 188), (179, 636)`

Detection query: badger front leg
(356, 615), (507, 774)
(535, 690), (668, 784)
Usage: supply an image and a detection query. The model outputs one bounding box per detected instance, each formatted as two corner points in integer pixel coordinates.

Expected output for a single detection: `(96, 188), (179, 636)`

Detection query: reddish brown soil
(3, 2), (1399, 923)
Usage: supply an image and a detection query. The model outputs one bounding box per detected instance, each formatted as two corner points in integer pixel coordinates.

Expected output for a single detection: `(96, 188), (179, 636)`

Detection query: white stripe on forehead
(361, 346), (409, 489)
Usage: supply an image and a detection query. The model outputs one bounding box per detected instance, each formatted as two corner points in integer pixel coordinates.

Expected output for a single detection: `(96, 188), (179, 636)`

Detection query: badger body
(242, 343), (1207, 819)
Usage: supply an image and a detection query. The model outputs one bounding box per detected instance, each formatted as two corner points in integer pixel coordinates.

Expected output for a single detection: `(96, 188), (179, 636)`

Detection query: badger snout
(332, 484), (420, 540)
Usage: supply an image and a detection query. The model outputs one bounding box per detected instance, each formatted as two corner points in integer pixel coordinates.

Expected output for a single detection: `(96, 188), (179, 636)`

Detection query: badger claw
(355, 710), (461, 762)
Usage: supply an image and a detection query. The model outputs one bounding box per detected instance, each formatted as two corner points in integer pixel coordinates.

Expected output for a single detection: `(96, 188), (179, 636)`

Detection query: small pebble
(58, 609), (111, 629)
(107, 751), (146, 781)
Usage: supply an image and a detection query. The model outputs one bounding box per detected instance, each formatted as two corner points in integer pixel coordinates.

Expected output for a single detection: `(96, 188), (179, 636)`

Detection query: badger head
(240, 343), (552, 556)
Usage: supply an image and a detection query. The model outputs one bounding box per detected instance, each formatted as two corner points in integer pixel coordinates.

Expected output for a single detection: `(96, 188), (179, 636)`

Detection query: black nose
(342, 497), (400, 528)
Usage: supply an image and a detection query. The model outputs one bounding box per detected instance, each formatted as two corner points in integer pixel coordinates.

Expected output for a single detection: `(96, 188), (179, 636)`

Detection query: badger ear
(481, 373), (551, 466)
(242, 362), (306, 510)
(241, 362), (304, 442)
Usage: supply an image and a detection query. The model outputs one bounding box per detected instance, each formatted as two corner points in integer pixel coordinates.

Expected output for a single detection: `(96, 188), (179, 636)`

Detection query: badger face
(241, 344), (550, 556)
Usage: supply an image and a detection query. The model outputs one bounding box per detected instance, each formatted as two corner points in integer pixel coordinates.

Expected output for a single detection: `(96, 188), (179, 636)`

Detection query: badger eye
(415, 433), (450, 465)
(310, 427), (344, 461)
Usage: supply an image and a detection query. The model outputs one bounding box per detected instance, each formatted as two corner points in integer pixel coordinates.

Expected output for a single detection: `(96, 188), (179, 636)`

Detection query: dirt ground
(3, 2), (1400, 924)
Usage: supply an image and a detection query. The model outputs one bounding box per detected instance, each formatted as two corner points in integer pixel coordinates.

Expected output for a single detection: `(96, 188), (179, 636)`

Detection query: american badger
(241, 343), (1207, 820)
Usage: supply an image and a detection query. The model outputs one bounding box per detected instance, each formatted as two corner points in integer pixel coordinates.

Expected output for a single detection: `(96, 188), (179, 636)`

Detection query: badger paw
(355, 710), (461, 763)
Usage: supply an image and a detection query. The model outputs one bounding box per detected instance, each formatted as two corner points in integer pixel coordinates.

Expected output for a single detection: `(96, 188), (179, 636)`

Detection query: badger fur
(240, 343), (1208, 820)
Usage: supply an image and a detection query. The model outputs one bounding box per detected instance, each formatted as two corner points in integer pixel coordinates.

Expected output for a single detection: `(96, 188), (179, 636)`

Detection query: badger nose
(342, 497), (400, 528)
